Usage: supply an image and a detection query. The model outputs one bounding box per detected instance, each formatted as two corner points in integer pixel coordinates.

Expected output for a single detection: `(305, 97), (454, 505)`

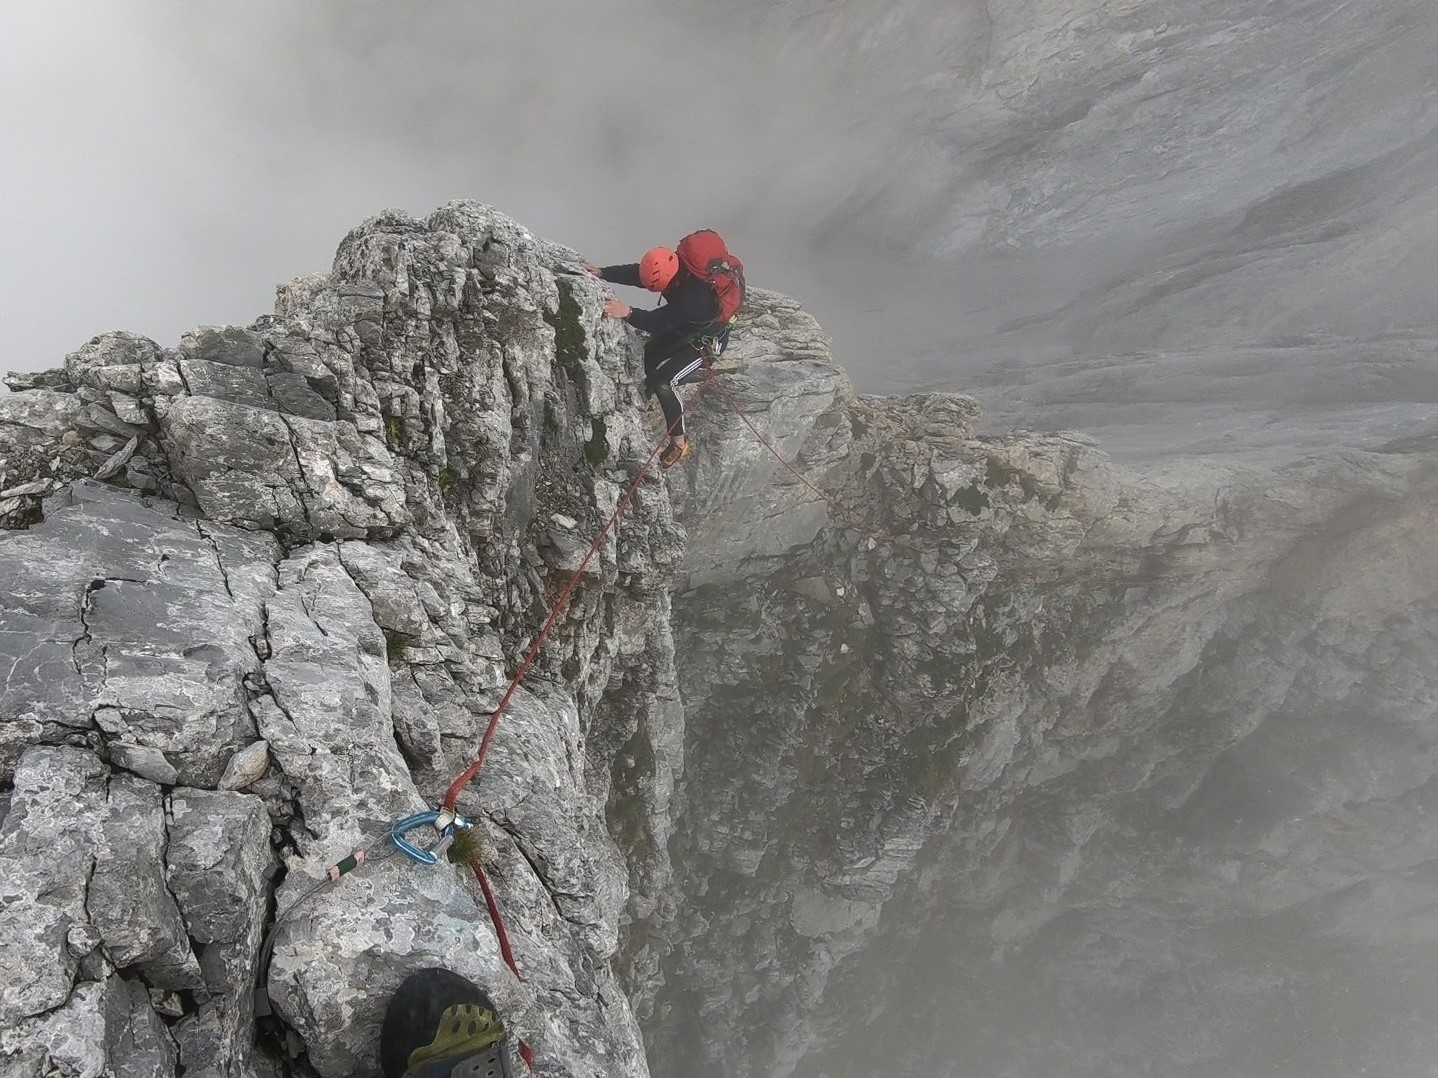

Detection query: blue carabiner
(390, 810), (471, 865)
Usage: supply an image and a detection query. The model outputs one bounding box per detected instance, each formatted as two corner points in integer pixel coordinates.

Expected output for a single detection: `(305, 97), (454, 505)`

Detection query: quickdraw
(390, 809), (473, 866)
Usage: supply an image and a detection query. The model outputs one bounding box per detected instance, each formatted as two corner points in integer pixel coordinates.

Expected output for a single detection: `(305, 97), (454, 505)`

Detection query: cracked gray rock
(0, 746), (110, 1027)
(0, 202), (684, 1077)
(0, 975), (177, 1078)
(166, 787), (274, 1077)
(0, 480), (276, 789)
(1, 197), (1433, 1078)
(90, 775), (204, 990)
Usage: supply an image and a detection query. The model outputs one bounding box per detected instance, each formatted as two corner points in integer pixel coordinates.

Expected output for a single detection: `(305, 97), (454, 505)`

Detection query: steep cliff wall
(0, 203), (680, 1077)
(645, 315), (1438, 1075)
(2, 202), (1434, 1078)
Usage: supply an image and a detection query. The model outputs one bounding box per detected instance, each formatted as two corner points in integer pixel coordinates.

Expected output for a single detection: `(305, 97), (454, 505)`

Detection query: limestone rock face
(0, 203), (676, 1078)
(1, 199), (1433, 1078)
(647, 356), (1438, 1074)
(165, 787), (274, 1077)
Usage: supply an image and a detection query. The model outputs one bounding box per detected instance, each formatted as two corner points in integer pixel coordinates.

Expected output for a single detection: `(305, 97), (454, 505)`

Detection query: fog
(1, 1), (914, 386)
(3, 5), (1437, 1077)
(7, 2), (1434, 460)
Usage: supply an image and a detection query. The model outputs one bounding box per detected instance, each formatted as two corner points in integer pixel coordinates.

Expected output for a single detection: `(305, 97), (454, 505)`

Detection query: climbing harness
(691, 320), (734, 367)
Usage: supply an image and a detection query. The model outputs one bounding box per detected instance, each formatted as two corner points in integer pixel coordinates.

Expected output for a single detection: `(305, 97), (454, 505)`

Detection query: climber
(381, 967), (515, 1077)
(584, 230), (745, 468)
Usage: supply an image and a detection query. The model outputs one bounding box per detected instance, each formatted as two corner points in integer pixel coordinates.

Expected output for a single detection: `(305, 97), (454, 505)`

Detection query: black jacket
(599, 264), (720, 340)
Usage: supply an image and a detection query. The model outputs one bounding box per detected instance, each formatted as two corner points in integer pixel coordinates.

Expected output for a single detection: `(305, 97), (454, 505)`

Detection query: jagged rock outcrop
(643, 329), (1438, 1075)
(2, 200), (1434, 1078)
(0, 202), (682, 1077)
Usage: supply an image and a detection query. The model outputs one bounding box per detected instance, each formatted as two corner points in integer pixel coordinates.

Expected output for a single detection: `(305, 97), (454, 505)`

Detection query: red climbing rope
(704, 375), (929, 556)
(444, 362), (922, 817)
(441, 384), (712, 815)
(470, 858), (536, 1070)
(437, 352), (921, 1075)
(439, 381), (714, 1074)
(436, 392), (701, 1071)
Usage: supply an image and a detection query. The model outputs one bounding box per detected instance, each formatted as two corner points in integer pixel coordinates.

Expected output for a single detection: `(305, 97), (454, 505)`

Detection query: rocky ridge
(642, 308), (1438, 1073)
(0, 203), (679, 1077)
(1, 201), (1434, 1078)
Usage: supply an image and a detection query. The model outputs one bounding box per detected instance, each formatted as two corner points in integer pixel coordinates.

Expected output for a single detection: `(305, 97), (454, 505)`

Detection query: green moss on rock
(606, 725), (658, 861)
(954, 483), (990, 514)
(585, 418), (609, 466)
(382, 628), (411, 661)
(543, 279), (588, 378)
(384, 414), (406, 447)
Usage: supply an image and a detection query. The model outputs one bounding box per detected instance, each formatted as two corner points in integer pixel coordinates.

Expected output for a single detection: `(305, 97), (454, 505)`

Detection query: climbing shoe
(381, 968), (513, 1078)
(660, 440), (692, 469)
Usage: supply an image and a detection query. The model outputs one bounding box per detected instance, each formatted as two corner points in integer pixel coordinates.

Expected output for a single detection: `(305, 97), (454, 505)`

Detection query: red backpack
(676, 230), (746, 326)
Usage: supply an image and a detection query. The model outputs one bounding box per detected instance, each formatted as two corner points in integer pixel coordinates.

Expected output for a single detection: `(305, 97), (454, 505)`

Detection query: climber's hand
(603, 298), (631, 319)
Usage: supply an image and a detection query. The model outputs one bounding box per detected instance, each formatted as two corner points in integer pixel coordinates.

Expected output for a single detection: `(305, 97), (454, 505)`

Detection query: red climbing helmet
(638, 246), (679, 292)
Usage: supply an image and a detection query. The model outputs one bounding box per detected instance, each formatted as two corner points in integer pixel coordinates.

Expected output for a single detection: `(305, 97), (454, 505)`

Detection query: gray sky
(1, 1), (890, 380)
(3, 6), (1436, 1075)
(5, 1), (1433, 458)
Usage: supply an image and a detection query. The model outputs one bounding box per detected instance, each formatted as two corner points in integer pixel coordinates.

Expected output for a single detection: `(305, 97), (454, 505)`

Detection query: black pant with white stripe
(643, 333), (705, 438)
